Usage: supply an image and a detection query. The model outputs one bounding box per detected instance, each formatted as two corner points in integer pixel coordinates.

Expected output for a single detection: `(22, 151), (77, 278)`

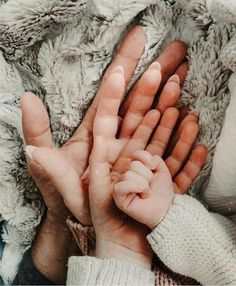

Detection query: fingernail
(25, 145), (37, 160)
(167, 74), (180, 84)
(148, 62), (161, 71)
(112, 65), (124, 75)
(140, 192), (149, 199)
(151, 156), (160, 170)
(139, 184), (147, 191)
(189, 109), (199, 117)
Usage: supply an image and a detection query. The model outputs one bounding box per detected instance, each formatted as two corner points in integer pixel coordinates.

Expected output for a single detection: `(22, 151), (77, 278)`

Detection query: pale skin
(89, 66), (207, 269)
(114, 150), (175, 230)
(21, 26), (207, 283)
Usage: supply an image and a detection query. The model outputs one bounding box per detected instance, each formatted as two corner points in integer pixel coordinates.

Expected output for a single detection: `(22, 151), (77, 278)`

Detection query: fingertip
(118, 25), (147, 61)
(108, 68), (125, 93)
(20, 92), (38, 108)
(167, 74), (180, 84)
(132, 150), (153, 168)
(112, 65), (125, 75)
(151, 155), (164, 170)
(175, 62), (189, 87)
(192, 144), (208, 164)
(25, 145), (38, 160)
(148, 61), (161, 72)
(129, 25), (147, 45)
(170, 40), (188, 55)
(21, 91), (37, 100)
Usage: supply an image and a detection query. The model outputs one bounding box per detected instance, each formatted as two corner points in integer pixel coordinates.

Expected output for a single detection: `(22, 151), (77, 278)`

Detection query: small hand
(113, 150), (174, 230)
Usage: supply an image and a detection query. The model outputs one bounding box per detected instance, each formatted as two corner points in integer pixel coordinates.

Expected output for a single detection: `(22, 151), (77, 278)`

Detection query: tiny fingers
(124, 171), (149, 191)
(114, 180), (148, 198)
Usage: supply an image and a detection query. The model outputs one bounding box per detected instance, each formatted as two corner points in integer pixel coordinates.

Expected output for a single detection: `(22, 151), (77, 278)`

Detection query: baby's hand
(113, 150), (174, 230)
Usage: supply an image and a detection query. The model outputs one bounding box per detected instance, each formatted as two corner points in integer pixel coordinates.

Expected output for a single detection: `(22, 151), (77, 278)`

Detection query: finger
(132, 150), (154, 169)
(146, 107), (179, 157)
(71, 25), (147, 138)
(113, 180), (149, 209)
(120, 40), (187, 115)
(21, 92), (52, 148)
(114, 180), (148, 196)
(156, 75), (181, 114)
(175, 62), (189, 88)
(174, 145), (208, 194)
(89, 136), (112, 201)
(119, 62), (161, 137)
(112, 110), (160, 177)
(165, 121), (199, 177)
(165, 109), (199, 157)
(129, 160), (153, 183)
(26, 146), (91, 225)
(93, 66), (125, 139)
(157, 40), (187, 91)
(123, 170), (149, 190)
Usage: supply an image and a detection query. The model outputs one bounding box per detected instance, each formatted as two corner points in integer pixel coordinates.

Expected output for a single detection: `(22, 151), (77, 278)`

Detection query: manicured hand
(22, 26), (148, 225)
(24, 26), (191, 226)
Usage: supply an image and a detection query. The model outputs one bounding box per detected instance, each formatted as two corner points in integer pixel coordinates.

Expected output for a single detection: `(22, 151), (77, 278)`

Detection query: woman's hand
(23, 26), (190, 227)
(89, 66), (207, 269)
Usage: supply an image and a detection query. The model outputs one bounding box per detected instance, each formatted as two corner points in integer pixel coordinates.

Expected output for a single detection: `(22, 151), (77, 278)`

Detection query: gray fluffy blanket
(0, 0), (235, 283)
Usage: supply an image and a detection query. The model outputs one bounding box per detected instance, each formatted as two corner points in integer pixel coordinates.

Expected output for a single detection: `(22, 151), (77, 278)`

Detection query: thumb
(26, 145), (91, 225)
(89, 136), (112, 200)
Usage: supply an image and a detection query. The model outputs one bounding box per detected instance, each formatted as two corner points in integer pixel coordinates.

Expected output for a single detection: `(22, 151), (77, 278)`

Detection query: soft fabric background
(0, 0), (235, 283)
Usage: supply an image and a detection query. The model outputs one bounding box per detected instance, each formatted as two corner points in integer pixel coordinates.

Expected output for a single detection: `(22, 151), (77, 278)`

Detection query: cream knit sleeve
(147, 195), (236, 285)
(66, 256), (155, 285)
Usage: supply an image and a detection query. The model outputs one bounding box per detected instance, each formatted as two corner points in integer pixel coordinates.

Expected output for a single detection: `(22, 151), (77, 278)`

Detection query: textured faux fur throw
(0, 0), (235, 283)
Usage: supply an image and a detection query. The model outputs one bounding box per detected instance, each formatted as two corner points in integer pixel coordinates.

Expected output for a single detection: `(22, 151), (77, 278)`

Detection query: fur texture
(0, 0), (235, 283)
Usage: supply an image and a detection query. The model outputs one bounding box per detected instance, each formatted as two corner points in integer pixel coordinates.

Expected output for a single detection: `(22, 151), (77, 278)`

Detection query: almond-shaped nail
(139, 184), (147, 191)
(167, 74), (180, 84)
(25, 145), (37, 160)
(148, 62), (161, 71)
(112, 65), (124, 75)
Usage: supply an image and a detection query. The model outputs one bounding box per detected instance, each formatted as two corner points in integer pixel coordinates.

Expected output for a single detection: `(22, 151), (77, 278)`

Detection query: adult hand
(89, 65), (207, 269)
(25, 26), (190, 226)
(21, 25), (195, 283)
(21, 25), (147, 284)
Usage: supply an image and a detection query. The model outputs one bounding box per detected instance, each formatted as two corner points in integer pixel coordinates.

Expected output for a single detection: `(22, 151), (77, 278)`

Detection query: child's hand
(113, 150), (174, 230)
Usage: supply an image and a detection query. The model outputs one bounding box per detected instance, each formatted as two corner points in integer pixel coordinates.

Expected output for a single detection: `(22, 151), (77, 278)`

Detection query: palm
(90, 65), (207, 259)
(22, 92), (93, 224)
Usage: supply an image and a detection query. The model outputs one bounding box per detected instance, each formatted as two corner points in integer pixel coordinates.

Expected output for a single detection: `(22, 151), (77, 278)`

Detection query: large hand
(90, 67), (153, 268)
(89, 65), (207, 269)
(22, 26), (148, 225)
(25, 26), (190, 226)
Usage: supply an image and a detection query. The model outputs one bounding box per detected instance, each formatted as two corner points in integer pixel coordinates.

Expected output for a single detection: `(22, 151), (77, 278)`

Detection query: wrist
(148, 196), (174, 230)
(95, 239), (152, 270)
(45, 211), (69, 231)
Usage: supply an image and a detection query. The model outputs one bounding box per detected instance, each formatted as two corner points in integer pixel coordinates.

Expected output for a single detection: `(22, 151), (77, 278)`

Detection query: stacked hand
(22, 26), (207, 275)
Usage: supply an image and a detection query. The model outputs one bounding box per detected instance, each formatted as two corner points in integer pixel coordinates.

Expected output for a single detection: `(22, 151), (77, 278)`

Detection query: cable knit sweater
(67, 195), (236, 285)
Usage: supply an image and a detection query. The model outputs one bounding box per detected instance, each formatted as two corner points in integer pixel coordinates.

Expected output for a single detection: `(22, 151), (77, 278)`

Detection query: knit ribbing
(67, 256), (155, 285)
